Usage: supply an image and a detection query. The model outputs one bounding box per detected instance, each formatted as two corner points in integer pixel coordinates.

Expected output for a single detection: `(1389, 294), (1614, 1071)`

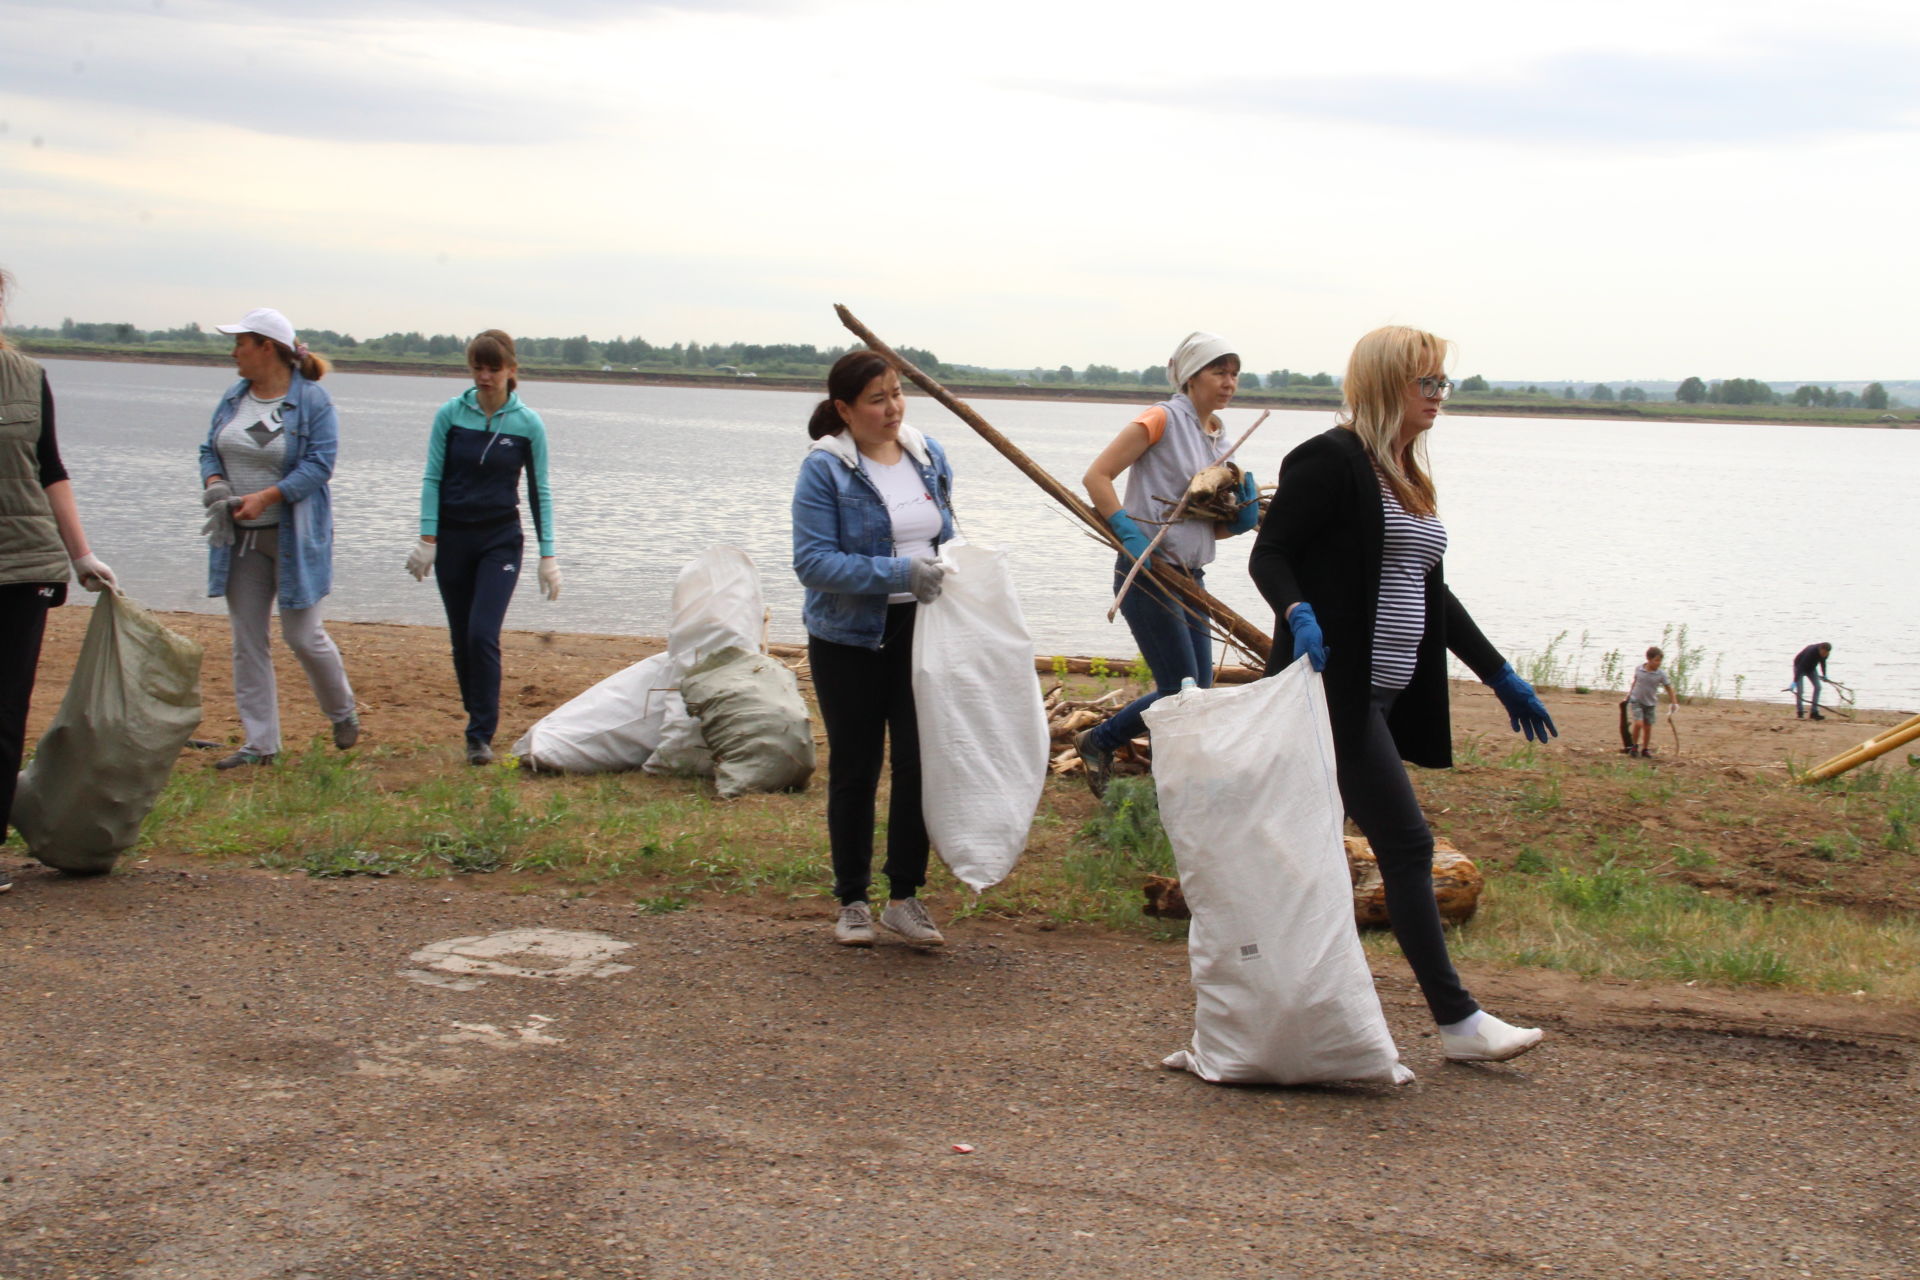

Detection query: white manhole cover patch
(400, 928), (636, 988)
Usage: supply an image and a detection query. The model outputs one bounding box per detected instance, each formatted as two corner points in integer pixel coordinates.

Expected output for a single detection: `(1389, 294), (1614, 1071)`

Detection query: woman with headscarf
(1250, 324), (1554, 1062)
(1074, 332), (1259, 796)
(0, 266), (115, 893)
(199, 307), (357, 769)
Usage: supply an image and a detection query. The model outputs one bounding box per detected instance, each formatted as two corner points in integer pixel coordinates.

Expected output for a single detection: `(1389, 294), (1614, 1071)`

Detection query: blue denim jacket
(200, 372), (338, 610)
(791, 426), (955, 649)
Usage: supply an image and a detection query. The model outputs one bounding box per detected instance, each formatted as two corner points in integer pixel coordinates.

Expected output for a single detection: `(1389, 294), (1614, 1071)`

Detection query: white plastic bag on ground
(1144, 657), (1411, 1086)
(511, 652), (673, 773)
(14, 592), (203, 874)
(681, 646), (816, 799)
(644, 547), (767, 779)
(911, 542), (1047, 890)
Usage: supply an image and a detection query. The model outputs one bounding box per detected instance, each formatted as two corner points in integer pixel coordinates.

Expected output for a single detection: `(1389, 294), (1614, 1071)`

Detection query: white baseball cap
(214, 307), (296, 349)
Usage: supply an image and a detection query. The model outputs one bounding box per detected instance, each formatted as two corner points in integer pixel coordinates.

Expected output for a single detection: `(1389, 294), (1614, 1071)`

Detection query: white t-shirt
(865, 454), (942, 604)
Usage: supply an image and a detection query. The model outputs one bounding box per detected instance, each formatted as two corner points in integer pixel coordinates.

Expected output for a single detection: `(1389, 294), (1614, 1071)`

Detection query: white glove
(405, 538), (436, 581)
(538, 557), (562, 602)
(72, 553), (116, 593)
(908, 558), (945, 604)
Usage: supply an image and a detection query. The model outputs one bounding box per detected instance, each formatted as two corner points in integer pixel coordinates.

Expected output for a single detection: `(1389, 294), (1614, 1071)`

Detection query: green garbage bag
(13, 592), (203, 874)
(680, 645), (815, 800)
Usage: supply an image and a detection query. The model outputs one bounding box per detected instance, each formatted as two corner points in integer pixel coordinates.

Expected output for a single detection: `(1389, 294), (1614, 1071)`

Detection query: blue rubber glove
(1225, 470), (1259, 535)
(1287, 602), (1326, 672)
(1106, 510), (1153, 565)
(1488, 663), (1558, 742)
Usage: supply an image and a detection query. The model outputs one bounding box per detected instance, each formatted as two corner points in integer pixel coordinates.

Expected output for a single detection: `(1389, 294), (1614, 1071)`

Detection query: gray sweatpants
(225, 532), (355, 755)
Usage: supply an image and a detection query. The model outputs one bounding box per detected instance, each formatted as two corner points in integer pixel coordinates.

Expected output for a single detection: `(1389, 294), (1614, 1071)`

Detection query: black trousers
(1, 590), (54, 845)
(435, 518), (524, 746)
(809, 603), (928, 905)
(1335, 686), (1479, 1025)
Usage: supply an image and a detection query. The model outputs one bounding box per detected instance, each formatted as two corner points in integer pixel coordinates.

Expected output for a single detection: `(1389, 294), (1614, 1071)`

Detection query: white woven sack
(1144, 657), (1411, 1087)
(510, 652), (672, 773)
(910, 542), (1047, 891)
(644, 546), (768, 778)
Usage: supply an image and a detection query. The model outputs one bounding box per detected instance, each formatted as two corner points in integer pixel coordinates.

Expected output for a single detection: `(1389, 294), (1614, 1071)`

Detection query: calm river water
(39, 358), (1917, 709)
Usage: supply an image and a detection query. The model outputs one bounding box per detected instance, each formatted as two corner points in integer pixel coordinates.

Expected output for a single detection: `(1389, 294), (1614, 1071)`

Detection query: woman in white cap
(199, 307), (357, 769)
(1074, 332), (1258, 796)
(0, 265), (115, 894)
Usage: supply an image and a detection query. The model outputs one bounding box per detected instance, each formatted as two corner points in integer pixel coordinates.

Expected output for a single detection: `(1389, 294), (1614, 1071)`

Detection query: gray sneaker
(214, 748), (275, 771)
(0, 866), (13, 893)
(880, 897), (945, 946)
(332, 713), (361, 750)
(834, 901), (875, 947)
(1074, 727), (1114, 799)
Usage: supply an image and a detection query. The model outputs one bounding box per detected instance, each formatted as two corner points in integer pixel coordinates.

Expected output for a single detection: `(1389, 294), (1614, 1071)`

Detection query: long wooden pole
(1801, 713), (1920, 782)
(834, 304), (1273, 666)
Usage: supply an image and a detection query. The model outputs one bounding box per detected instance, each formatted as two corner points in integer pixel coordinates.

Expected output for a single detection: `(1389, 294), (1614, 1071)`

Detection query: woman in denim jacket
(791, 350), (955, 948)
(199, 307), (357, 770)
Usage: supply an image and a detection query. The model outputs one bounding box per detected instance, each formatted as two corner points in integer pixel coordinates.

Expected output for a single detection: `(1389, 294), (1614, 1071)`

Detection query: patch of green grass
(633, 893), (691, 913)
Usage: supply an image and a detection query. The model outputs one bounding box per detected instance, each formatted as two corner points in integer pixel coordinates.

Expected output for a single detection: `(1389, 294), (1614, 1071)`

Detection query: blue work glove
(1225, 470), (1260, 535)
(1287, 602), (1326, 672)
(1488, 663), (1558, 742)
(1106, 510), (1153, 565)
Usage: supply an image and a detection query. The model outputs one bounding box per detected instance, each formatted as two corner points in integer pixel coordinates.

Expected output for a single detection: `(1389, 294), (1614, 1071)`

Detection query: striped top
(1372, 471), (1447, 690)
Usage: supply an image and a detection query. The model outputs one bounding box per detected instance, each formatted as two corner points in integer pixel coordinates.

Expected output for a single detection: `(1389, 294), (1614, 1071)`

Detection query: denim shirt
(200, 371), (338, 610)
(791, 426), (955, 649)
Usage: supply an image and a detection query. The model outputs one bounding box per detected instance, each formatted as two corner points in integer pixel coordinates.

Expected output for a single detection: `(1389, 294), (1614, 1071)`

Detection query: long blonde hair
(0, 265), (14, 349)
(1338, 325), (1448, 516)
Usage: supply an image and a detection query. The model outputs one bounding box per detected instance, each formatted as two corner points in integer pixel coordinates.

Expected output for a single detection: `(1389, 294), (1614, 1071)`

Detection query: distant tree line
(1673, 376), (1890, 410)
(13, 318), (1903, 410)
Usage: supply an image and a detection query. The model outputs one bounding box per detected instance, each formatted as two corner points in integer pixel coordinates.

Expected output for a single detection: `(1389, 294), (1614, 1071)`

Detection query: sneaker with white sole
(0, 866), (12, 893)
(834, 901), (875, 947)
(879, 898), (945, 945)
(1440, 1012), (1543, 1062)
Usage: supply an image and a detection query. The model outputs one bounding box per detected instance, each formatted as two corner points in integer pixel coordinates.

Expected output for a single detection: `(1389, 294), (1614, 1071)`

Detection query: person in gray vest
(1074, 332), (1259, 797)
(0, 266), (116, 894)
(199, 308), (358, 769)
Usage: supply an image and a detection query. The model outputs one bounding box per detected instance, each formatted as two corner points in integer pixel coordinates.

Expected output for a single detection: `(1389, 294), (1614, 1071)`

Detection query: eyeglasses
(1412, 376), (1453, 400)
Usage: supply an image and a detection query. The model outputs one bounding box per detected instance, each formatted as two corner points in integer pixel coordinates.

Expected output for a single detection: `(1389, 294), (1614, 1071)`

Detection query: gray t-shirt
(215, 392), (290, 527)
(1628, 664), (1671, 706)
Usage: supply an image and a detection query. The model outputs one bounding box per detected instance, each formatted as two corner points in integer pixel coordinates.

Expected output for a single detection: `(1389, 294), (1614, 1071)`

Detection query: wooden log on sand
(1142, 837), (1484, 927)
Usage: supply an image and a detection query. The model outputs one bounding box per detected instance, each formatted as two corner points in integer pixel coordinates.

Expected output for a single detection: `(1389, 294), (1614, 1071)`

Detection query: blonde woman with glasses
(1249, 325), (1555, 1063)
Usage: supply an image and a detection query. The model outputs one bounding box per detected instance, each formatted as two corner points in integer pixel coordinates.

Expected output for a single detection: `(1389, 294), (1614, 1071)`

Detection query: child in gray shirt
(1626, 645), (1676, 758)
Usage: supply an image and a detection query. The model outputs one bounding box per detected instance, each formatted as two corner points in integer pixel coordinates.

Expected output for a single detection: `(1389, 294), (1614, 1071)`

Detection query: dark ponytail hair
(467, 328), (519, 392)
(807, 348), (894, 440)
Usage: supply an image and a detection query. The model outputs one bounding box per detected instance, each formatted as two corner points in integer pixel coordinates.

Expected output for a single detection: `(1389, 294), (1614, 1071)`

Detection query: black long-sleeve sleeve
(37, 373), (69, 488)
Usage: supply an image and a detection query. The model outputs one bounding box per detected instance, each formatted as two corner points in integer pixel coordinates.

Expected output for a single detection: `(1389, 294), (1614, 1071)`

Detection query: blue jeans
(1087, 558), (1212, 751)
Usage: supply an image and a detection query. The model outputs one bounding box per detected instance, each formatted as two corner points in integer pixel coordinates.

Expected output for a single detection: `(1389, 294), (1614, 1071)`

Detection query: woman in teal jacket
(406, 329), (560, 765)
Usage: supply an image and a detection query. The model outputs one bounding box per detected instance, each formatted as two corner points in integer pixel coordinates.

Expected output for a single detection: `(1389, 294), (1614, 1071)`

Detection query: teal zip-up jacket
(419, 388), (556, 557)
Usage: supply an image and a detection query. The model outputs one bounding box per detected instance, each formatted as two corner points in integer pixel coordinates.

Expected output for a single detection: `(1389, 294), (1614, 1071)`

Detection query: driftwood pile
(1142, 837), (1484, 928)
(1044, 684), (1151, 779)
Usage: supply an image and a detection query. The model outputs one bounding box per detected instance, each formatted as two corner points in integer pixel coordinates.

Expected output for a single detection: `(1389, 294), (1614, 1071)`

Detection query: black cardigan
(1248, 426), (1506, 769)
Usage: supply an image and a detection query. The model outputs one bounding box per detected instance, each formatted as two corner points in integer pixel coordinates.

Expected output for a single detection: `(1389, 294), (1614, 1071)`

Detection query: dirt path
(5, 610), (1918, 1278)
(1, 866), (1914, 1279)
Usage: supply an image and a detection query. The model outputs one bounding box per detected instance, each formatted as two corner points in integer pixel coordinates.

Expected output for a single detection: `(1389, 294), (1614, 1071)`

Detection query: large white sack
(511, 652), (672, 773)
(911, 542), (1047, 890)
(644, 546), (767, 778)
(663, 546), (764, 676)
(1144, 658), (1411, 1087)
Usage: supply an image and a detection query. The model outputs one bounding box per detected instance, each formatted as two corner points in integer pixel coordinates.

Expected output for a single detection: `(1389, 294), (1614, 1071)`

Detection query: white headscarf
(1167, 331), (1237, 392)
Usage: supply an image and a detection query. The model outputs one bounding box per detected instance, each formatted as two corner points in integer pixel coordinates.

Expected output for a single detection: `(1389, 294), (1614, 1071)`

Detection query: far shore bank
(27, 344), (1916, 430)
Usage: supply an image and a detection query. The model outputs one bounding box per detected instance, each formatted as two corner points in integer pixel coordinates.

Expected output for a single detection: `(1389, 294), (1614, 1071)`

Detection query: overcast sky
(3, 0), (1916, 379)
